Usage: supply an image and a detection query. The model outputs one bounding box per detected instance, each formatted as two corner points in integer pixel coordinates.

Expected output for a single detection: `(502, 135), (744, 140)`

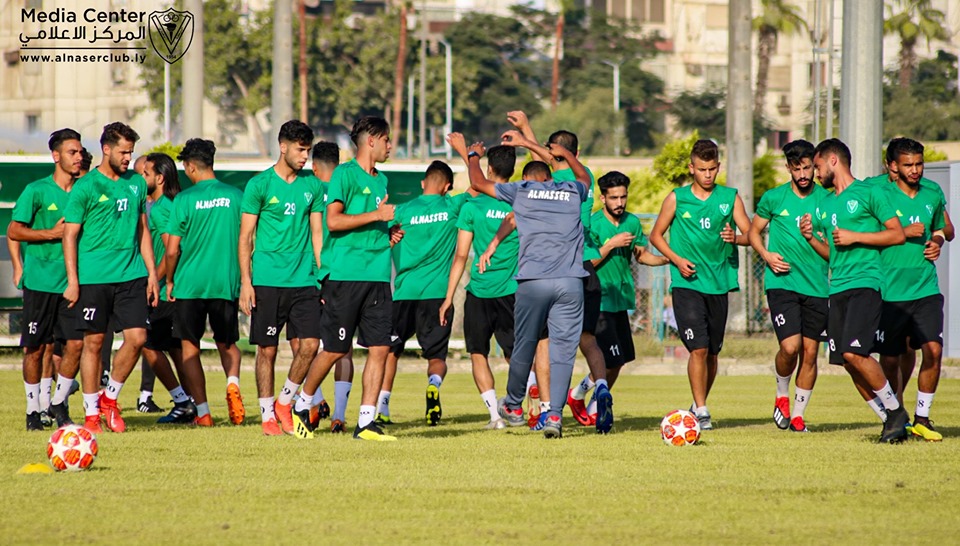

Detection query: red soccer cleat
(567, 388), (591, 426)
(99, 393), (126, 433)
(274, 401), (294, 434)
(261, 418), (283, 436)
(773, 396), (791, 430)
(83, 415), (103, 434)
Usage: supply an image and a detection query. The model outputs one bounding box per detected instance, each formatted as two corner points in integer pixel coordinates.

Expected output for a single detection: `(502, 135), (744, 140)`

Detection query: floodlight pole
(839, 0), (882, 179)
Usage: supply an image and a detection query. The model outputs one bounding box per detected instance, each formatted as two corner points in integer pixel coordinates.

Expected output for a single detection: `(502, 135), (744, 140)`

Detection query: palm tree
(391, 2), (410, 141)
(752, 0), (807, 117)
(884, 0), (950, 88)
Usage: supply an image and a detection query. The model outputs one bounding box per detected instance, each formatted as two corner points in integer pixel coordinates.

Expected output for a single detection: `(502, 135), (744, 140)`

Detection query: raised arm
(506, 111), (552, 164)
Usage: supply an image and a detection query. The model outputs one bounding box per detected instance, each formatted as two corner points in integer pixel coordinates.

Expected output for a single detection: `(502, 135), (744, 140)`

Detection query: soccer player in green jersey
(239, 121), (324, 436)
(376, 161), (460, 426)
(650, 139), (752, 430)
(63, 122), (160, 434)
(800, 138), (908, 443)
(440, 134), (519, 430)
(294, 117), (399, 441)
(873, 138), (948, 441)
(9, 129), (85, 430)
(748, 140), (829, 433)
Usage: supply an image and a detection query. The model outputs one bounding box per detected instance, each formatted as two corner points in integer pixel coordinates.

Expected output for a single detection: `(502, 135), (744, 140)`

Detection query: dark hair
(814, 138), (851, 167)
(80, 148), (93, 171)
(349, 116), (390, 146)
(146, 153), (181, 200)
(690, 139), (719, 163)
(598, 171), (630, 194)
(547, 130), (578, 154)
(48, 128), (81, 152)
(486, 145), (516, 180)
(782, 139), (815, 167)
(278, 120), (314, 146)
(177, 138), (217, 169)
(312, 141), (340, 166)
(884, 138), (904, 166)
(522, 160), (551, 180)
(100, 122), (139, 147)
(424, 160), (454, 188)
(888, 137), (924, 164)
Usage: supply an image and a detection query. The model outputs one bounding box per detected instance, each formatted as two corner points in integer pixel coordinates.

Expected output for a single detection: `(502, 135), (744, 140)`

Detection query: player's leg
(140, 301), (184, 414)
(211, 299), (244, 425)
(277, 287), (321, 431)
(137, 356), (159, 412)
(672, 288), (713, 428)
(49, 298), (83, 427)
(464, 293), (502, 427)
(501, 280), (550, 427)
(703, 293), (728, 403)
(164, 298), (206, 425)
(787, 336), (820, 432)
(909, 294), (944, 441)
(767, 289), (803, 429)
(352, 282), (396, 441)
(19, 288), (56, 430)
(579, 262), (612, 433)
(419, 299), (452, 426)
(99, 278), (150, 433)
(39, 343), (54, 427)
(250, 286), (286, 432)
(543, 277), (585, 438)
(331, 353), (354, 433)
(378, 299), (415, 425)
(74, 283), (116, 433)
(529, 339), (550, 429)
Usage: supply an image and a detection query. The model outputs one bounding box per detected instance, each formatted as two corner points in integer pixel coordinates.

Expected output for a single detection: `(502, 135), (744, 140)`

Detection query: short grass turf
(2, 369), (960, 545)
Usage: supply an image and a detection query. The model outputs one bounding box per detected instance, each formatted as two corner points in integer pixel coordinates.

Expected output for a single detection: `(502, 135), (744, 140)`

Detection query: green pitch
(2, 369), (960, 544)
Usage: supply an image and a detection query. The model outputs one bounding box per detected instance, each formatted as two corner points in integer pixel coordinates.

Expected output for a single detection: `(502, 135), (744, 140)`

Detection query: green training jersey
(240, 167), (323, 288)
(456, 192), (518, 298)
(316, 180), (332, 285)
(325, 159), (391, 283)
(391, 194), (462, 300)
(879, 183), (946, 302)
(63, 168), (147, 285)
(667, 184), (739, 295)
(553, 167), (601, 261)
(813, 180), (898, 295)
(11, 176), (71, 293)
(148, 196), (173, 301)
(447, 191), (473, 212)
(754, 182), (830, 298)
(590, 210), (647, 312)
(866, 173), (946, 203)
(168, 179), (244, 300)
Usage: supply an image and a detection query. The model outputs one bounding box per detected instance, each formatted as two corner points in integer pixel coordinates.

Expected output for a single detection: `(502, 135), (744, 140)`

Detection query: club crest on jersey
(304, 192), (313, 203)
(846, 200), (858, 214)
(926, 204), (934, 215)
(129, 185), (139, 195)
(719, 204), (730, 215)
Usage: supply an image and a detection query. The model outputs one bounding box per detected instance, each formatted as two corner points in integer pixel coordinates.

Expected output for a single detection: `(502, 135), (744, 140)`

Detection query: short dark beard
(606, 206), (624, 219)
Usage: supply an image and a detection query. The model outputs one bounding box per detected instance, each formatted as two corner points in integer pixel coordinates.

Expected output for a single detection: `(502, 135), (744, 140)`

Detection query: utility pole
(839, 0), (882, 179)
(439, 39), (452, 159)
(182, 0), (203, 139)
(272, 0), (294, 156)
(418, 2), (428, 159)
(727, 0), (753, 211)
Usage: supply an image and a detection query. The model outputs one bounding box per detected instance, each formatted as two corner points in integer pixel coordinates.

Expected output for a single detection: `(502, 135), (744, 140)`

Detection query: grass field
(3, 368), (960, 544)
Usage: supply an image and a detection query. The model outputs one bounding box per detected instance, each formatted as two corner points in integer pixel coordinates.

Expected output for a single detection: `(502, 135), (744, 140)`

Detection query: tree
(669, 86), (768, 147)
(753, 0), (807, 116)
(391, 2), (410, 144)
(884, 0), (950, 88)
(882, 50), (960, 141)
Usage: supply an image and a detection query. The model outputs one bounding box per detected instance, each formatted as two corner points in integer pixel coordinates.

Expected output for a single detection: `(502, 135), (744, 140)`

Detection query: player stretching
(239, 121), (324, 435)
(874, 138), (948, 441)
(650, 140), (751, 430)
(294, 117), (399, 441)
(63, 122), (160, 433)
(9, 129), (85, 429)
(748, 140), (829, 433)
(440, 136), (519, 430)
(801, 138), (908, 443)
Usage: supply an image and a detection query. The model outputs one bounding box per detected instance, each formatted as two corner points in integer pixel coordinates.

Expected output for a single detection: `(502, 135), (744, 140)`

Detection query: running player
(440, 134), (519, 430)
(9, 128), (85, 430)
(874, 138), (947, 441)
(293, 116), (399, 441)
(800, 138), (908, 443)
(748, 140), (829, 433)
(377, 160), (460, 426)
(62, 121), (160, 433)
(239, 120), (324, 436)
(165, 138), (245, 426)
(649, 139), (752, 430)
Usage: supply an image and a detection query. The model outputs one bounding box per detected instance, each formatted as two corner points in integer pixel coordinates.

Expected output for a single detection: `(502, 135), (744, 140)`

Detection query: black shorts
(595, 311), (635, 368)
(827, 288), (881, 365)
(145, 300), (180, 351)
(321, 280), (392, 352)
(20, 288), (84, 347)
(766, 289), (828, 343)
(249, 286), (322, 346)
(582, 261), (601, 334)
(77, 278), (149, 334)
(390, 299), (453, 360)
(672, 288), (728, 354)
(876, 295), (944, 356)
(463, 292), (515, 358)
(174, 299), (240, 345)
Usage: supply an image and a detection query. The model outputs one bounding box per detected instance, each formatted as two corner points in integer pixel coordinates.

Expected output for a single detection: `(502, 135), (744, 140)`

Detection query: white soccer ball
(47, 424), (98, 471)
(660, 409), (701, 446)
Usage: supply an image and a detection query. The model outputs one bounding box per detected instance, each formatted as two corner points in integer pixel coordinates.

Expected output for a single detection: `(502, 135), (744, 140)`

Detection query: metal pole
(163, 62), (171, 142)
(826, 0), (835, 139)
(407, 75), (414, 159)
(812, 0), (821, 141)
(298, 0), (308, 122)
(440, 39), (452, 159)
(727, 0), (753, 211)
(602, 60), (622, 157)
(418, 2), (427, 159)
(182, 0), (203, 139)
(272, 0), (294, 156)
(840, 0), (882, 179)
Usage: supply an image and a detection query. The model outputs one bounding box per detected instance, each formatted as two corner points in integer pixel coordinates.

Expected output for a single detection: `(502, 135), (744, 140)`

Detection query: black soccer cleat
(137, 396), (164, 414)
(426, 384), (442, 426)
(49, 402), (73, 427)
(26, 412), (44, 431)
(157, 401), (197, 424)
(879, 406), (910, 444)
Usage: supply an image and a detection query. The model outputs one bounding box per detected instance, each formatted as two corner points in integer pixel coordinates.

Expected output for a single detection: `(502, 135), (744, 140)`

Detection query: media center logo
(148, 7), (194, 64)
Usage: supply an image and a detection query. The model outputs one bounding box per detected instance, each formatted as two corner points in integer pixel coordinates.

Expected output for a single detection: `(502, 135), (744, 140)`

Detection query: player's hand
(389, 223), (405, 245)
(904, 222), (925, 238)
(239, 282), (256, 316)
(832, 227), (858, 247)
(609, 232), (634, 248)
(506, 111), (530, 131)
(48, 218), (65, 240)
(674, 258), (696, 278)
(439, 298), (453, 326)
(446, 133), (468, 160)
(478, 248), (495, 274)
(548, 142), (573, 161)
(764, 252), (791, 274)
(720, 223), (736, 243)
(166, 282), (175, 302)
(63, 283), (79, 308)
(146, 276), (159, 308)
(500, 130), (531, 148)
(924, 239), (942, 261)
(466, 142), (486, 158)
(799, 214), (814, 240)
(11, 267), (21, 289)
(377, 194), (395, 222)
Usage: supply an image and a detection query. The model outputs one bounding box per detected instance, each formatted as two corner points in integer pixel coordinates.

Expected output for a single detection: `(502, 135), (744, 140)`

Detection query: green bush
(145, 142), (184, 159)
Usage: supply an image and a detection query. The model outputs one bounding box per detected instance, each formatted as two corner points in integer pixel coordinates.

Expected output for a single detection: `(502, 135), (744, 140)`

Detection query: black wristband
(467, 151), (479, 159)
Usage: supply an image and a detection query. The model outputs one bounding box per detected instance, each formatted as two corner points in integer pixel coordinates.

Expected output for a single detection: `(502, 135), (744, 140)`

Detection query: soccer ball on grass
(47, 424), (98, 471)
(660, 409), (701, 446)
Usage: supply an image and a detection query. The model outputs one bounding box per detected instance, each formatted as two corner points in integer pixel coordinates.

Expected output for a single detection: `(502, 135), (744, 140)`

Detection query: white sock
(538, 401), (549, 414)
(24, 382), (41, 413)
(82, 392), (100, 417)
(294, 391), (312, 412)
(866, 397), (887, 422)
(572, 375), (594, 400)
(169, 386), (189, 404)
(377, 390), (391, 417)
(873, 382), (900, 411)
(695, 405), (709, 417)
(196, 402), (210, 418)
(105, 378), (123, 401)
(40, 377), (52, 410)
(278, 378), (299, 405)
(428, 374), (443, 388)
(775, 373), (791, 398)
(526, 370), (537, 390)
(595, 378), (608, 389)
(227, 376), (240, 387)
(358, 405), (376, 428)
(259, 397), (276, 422)
(793, 388), (812, 419)
(587, 398), (598, 416)
(311, 385), (325, 405)
(480, 389), (499, 420)
(139, 390), (152, 404)
(334, 381), (351, 422)
(916, 391), (935, 418)
(51, 374), (73, 405)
